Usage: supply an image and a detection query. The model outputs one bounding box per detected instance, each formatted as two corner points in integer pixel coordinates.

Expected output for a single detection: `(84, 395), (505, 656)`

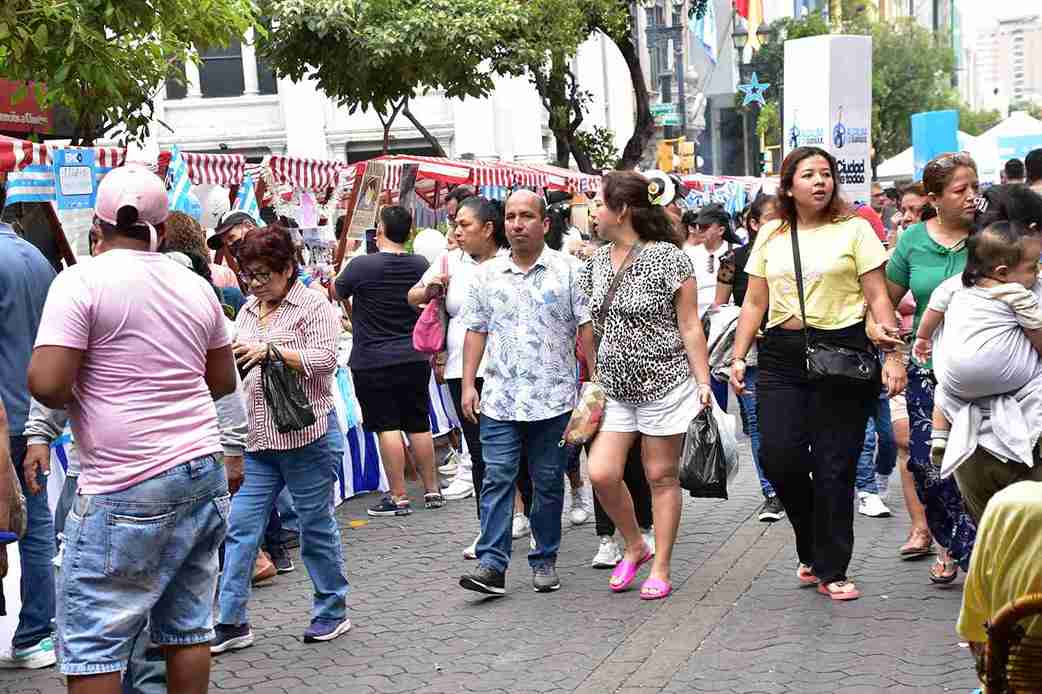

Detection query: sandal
(797, 563), (819, 586)
(899, 528), (934, 559)
(639, 577), (673, 601)
(424, 492), (445, 509)
(817, 580), (861, 601)
(609, 546), (654, 593)
(929, 553), (958, 584)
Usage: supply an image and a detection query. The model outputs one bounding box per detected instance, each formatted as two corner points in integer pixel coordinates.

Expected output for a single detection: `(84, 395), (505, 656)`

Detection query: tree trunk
(402, 102), (448, 158)
(377, 98), (407, 155)
(568, 137), (596, 174)
(613, 32), (655, 171)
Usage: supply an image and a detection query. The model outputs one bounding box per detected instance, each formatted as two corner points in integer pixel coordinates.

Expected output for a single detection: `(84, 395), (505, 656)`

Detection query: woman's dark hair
(458, 196), (508, 248)
(744, 194), (777, 242)
(962, 221), (1036, 287)
(601, 171), (679, 247)
(235, 224), (298, 276)
(975, 183), (1042, 232)
(775, 147), (852, 234)
(680, 210), (699, 229)
(545, 203), (570, 251)
(921, 152), (977, 197)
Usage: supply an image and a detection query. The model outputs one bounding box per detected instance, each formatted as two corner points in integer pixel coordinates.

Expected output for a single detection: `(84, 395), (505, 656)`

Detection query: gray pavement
(2, 437), (980, 694)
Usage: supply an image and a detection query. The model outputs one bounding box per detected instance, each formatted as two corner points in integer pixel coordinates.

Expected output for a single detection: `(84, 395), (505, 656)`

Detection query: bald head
(507, 189), (546, 219)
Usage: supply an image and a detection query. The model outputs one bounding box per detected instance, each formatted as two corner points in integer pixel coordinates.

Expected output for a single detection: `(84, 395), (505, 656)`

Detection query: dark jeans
(756, 327), (877, 584)
(593, 438), (652, 536)
(447, 378), (531, 519)
(10, 436), (56, 649)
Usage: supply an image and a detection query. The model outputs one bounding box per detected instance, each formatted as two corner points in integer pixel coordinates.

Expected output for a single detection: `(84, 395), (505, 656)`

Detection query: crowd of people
(1, 144), (1041, 691)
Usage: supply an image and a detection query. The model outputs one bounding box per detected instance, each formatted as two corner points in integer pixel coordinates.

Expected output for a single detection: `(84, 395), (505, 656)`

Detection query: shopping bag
(412, 254), (449, 355)
(262, 344), (317, 433)
(679, 401), (739, 500)
(559, 382), (607, 449)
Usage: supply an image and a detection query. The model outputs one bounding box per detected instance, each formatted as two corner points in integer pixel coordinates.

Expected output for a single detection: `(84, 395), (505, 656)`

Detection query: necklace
(258, 301), (281, 324)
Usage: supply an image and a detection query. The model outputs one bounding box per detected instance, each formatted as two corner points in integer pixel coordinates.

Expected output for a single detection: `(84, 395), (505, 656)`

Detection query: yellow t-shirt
(746, 216), (888, 330)
(957, 481), (1042, 644)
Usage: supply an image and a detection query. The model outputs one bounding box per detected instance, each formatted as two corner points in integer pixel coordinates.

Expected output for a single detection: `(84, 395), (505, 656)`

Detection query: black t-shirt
(335, 252), (430, 369)
(719, 243), (753, 306)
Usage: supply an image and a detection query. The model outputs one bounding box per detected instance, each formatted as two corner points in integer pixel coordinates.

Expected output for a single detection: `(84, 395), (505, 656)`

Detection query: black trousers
(592, 438), (653, 536)
(447, 378), (532, 519)
(757, 325), (877, 584)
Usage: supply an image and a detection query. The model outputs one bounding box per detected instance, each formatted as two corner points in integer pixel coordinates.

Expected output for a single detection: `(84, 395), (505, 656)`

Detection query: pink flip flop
(817, 580), (861, 601)
(797, 564), (819, 587)
(639, 577), (673, 601)
(609, 548), (654, 593)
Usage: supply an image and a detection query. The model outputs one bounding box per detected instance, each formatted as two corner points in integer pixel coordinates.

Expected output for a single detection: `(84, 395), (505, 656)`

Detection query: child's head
(963, 221), (1042, 289)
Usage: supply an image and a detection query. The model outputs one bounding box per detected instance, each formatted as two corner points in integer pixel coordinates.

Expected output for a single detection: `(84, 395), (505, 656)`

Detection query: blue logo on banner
(52, 148), (97, 210)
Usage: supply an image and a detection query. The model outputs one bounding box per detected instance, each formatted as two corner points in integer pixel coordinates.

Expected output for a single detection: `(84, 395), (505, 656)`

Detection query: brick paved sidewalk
(3, 438), (980, 694)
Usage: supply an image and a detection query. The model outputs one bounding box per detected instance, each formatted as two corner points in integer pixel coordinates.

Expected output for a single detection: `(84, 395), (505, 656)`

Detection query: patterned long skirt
(905, 363), (977, 570)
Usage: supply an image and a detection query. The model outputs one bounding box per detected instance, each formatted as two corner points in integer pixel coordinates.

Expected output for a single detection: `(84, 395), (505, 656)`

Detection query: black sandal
(424, 492), (445, 509)
(928, 553), (958, 584)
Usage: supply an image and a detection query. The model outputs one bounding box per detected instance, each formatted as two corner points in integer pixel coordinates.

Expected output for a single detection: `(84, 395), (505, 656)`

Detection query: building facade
(969, 14), (1042, 113)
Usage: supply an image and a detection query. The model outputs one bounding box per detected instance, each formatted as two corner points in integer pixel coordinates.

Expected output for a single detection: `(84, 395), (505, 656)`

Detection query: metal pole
(674, 8), (686, 138)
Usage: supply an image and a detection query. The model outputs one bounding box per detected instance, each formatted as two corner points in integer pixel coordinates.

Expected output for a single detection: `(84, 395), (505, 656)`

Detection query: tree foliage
(0, 0), (259, 145)
(575, 125), (620, 171)
(958, 106), (1002, 137)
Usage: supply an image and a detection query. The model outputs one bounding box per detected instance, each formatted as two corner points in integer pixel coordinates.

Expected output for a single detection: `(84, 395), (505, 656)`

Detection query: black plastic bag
(262, 344), (317, 434)
(679, 406), (729, 500)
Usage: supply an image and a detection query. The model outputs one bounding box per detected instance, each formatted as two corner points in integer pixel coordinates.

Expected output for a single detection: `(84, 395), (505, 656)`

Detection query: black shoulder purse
(789, 220), (879, 384)
(262, 344), (317, 433)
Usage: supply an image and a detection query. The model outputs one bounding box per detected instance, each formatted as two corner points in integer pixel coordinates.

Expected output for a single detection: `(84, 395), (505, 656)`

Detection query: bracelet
(915, 335), (931, 342)
(733, 357), (747, 365)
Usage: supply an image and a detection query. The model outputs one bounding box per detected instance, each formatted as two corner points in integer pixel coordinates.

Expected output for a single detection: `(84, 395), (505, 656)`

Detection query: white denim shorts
(890, 392), (908, 422)
(601, 378), (701, 436)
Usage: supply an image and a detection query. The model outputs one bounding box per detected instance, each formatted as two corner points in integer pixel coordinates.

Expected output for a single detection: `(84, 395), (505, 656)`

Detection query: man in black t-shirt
(335, 206), (444, 517)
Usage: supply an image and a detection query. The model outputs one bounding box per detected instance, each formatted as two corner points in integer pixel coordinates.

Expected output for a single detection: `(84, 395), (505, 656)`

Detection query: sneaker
(643, 528), (656, 556)
(511, 512), (530, 539)
(438, 450), (461, 476)
(443, 477), (475, 501)
(875, 473), (891, 500)
(269, 544), (295, 574)
(303, 618), (352, 643)
(758, 496), (785, 522)
(533, 563), (561, 592)
(277, 529), (300, 549)
(857, 491), (892, 518)
(252, 550), (277, 584)
(591, 535), (622, 568)
(211, 623), (254, 654)
(460, 565), (506, 596)
(530, 535), (536, 551)
(569, 490), (590, 526)
(367, 495), (412, 517)
(0, 637), (56, 669)
(463, 533), (480, 560)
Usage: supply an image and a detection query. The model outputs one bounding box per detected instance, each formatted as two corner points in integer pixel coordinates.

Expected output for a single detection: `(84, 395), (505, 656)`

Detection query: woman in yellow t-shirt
(729, 146), (906, 602)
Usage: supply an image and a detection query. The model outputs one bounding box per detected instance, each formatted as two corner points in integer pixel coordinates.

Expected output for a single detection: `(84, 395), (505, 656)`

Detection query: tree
(0, 0), (258, 145)
(959, 106), (1002, 137)
(575, 125), (620, 170)
(1009, 100), (1042, 121)
(261, 0), (530, 155)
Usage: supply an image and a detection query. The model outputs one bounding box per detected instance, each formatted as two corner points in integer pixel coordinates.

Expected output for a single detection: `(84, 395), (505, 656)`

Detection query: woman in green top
(885, 152), (979, 584)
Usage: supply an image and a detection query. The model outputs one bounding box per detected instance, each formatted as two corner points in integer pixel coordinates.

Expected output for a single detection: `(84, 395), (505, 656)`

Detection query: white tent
(965, 111), (1042, 183)
(875, 131), (978, 182)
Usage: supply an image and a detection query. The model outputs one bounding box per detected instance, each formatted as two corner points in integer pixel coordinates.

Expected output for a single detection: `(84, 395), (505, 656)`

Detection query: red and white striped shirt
(235, 281), (339, 452)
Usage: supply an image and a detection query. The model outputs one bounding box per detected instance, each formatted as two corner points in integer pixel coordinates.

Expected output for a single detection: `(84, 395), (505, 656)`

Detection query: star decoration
(737, 72), (770, 108)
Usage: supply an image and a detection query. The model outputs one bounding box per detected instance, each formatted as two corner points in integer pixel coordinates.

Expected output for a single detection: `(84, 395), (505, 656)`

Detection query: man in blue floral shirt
(458, 190), (594, 595)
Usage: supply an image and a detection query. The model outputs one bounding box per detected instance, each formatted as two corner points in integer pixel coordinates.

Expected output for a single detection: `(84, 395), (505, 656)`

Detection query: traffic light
(678, 139), (695, 174)
(656, 140), (674, 172)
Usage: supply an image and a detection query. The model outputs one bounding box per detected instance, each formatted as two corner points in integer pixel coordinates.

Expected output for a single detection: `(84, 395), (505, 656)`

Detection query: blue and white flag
(232, 174), (261, 224)
(6, 153), (118, 206)
(689, 0), (718, 64)
(165, 145), (194, 214)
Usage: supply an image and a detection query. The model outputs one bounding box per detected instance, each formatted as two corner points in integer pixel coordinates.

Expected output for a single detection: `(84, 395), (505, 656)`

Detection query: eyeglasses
(238, 269), (273, 286)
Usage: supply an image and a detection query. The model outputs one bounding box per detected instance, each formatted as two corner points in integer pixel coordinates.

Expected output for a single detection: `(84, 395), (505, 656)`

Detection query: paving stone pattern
(3, 435), (980, 694)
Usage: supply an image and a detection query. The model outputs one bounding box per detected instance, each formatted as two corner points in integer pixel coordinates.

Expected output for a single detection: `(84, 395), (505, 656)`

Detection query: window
(646, 3), (671, 89)
(198, 42), (245, 98)
(257, 57), (278, 95)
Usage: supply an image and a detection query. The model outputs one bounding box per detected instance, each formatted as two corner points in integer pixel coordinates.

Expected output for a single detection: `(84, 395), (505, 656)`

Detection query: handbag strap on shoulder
(787, 219), (812, 358)
(595, 241), (644, 352)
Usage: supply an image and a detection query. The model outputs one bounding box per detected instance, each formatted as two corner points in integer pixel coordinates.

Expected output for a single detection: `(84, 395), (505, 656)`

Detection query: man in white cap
(28, 164), (237, 694)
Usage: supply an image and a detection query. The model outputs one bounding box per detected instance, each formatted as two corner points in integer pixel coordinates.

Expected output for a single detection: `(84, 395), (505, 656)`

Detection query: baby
(913, 221), (1042, 468)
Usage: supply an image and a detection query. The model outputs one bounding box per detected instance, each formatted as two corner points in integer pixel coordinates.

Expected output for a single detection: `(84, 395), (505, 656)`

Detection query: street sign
(658, 113), (682, 126)
(650, 103), (677, 116)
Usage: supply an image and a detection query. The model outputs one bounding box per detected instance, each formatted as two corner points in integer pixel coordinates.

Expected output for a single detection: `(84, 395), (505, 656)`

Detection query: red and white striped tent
(156, 149), (246, 187)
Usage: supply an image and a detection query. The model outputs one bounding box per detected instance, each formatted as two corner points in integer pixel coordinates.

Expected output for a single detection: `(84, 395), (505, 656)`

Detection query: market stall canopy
(875, 131), (978, 182)
(965, 111), (1042, 184)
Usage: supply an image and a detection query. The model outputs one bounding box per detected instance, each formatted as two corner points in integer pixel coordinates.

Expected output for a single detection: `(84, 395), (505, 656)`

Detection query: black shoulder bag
(789, 220), (879, 384)
(262, 344), (317, 433)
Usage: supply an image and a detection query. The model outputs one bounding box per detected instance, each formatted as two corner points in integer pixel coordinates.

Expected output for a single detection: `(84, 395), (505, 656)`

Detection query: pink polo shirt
(35, 251), (230, 494)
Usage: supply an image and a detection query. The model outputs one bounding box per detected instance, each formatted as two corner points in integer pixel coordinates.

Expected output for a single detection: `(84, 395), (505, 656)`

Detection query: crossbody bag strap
(787, 219), (812, 358)
(595, 241), (644, 353)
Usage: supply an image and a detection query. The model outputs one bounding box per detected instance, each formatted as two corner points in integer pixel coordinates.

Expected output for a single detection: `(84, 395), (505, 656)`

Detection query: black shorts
(351, 361), (432, 434)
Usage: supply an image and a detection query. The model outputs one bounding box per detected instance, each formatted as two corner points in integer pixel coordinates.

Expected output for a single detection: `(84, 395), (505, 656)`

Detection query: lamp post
(646, 0), (689, 139)
(732, 19), (775, 175)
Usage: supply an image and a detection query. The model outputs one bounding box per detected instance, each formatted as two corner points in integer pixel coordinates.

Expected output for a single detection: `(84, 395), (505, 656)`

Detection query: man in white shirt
(684, 204), (735, 318)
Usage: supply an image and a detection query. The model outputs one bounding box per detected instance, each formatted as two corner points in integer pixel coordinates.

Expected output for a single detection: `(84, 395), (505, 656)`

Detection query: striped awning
(156, 150), (246, 187)
(3, 137), (126, 205)
(269, 154), (342, 191)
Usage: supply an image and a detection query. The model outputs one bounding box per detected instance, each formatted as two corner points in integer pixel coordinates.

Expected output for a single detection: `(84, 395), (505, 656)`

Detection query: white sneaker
(857, 491), (892, 518)
(438, 450), (461, 476)
(0, 637), (56, 669)
(875, 473), (891, 500)
(512, 512), (530, 539)
(591, 535), (622, 568)
(443, 477), (474, 501)
(530, 535), (536, 551)
(569, 490), (590, 525)
(643, 529), (656, 556)
(462, 534), (479, 560)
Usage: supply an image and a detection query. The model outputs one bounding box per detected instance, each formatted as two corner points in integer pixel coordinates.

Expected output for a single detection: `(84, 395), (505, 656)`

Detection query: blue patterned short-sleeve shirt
(463, 246), (591, 422)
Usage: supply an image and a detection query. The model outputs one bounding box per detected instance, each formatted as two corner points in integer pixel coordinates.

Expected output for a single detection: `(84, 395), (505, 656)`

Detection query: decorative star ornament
(738, 72), (770, 108)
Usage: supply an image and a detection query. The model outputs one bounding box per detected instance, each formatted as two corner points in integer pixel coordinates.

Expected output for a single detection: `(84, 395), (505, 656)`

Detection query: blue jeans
(735, 368), (773, 498)
(856, 395), (897, 493)
(10, 436), (55, 650)
(477, 413), (569, 574)
(710, 379), (729, 411)
(56, 455), (228, 676)
(217, 429), (348, 626)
